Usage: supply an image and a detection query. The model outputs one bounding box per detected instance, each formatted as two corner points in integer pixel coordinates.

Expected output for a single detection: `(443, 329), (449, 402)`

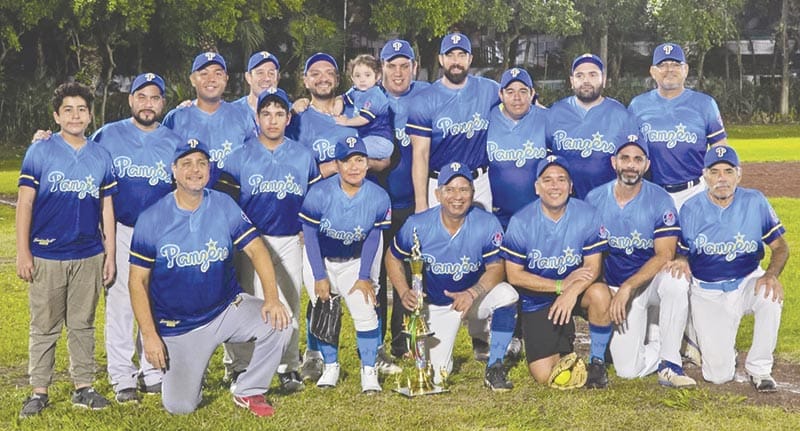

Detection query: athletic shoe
(749, 373), (778, 393)
(115, 387), (140, 403)
(472, 337), (490, 362)
(506, 337), (523, 361)
(300, 355), (324, 382)
(233, 393), (275, 417)
(375, 347), (403, 375)
(139, 381), (162, 394)
(681, 335), (702, 367)
(360, 366), (382, 394)
(72, 387), (110, 410)
(657, 361), (697, 388)
(278, 371), (305, 393)
(19, 393), (48, 418)
(484, 361), (513, 392)
(585, 357), (609, 389)
(316, 362), (340, 388)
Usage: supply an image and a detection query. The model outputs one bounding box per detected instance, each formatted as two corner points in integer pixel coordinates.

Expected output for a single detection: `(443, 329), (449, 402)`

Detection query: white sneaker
(375, 347), (402, 375)
(361, 366), (382, 393)
(316, 362), (340, 388)
(658, 363), (697, 388)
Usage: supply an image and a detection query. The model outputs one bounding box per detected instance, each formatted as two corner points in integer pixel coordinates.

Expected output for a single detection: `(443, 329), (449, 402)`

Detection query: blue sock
(356, 328), (380, 367)
(319, 341), (338, 364)
(589, 323), (613, 363)
(488, 305), (516, 366)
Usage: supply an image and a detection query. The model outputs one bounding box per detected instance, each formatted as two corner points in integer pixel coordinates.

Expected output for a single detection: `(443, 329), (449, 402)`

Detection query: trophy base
(393, 385), (449, 398)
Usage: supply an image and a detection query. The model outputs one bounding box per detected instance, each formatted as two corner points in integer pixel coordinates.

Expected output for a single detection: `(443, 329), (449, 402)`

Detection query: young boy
(17, 82), (118, 418)
(335, 54), (394, 159)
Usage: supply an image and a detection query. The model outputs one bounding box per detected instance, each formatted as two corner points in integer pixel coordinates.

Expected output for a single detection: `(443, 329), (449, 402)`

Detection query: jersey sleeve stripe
(406, 124), (432, 133)
(308, 174), (322, 185)
(298, 212), (321, 224)
(129, 251), (155, 263)
(359, 109), (377, 120)
(762, 223), (784, 240)
(582, 239), (608, 252)
(499, 246), (526, 259)
(392, 237), (410, 256)
(233, 227), (258, 245)
(374, 220), (391, 227)
(677, 242), (689, 251)
(482, 248), (500, 258)
(19, 174), (38, 183)
(654, 226), (681, 234)
(707, 129), (725, 139)
(101, 180), (118, 191)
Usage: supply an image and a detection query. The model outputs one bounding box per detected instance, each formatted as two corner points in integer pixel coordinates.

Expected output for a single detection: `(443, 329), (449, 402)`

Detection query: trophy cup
(394, 229), (448, 397)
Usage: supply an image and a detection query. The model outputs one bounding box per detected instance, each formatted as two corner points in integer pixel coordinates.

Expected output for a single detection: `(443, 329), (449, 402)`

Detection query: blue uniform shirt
(391, 206), (504, 306)
(585, 180), (681, 287)
(343, 86), (393, 141)
(223, 136), (320, 236)
(162, 102), (256, 185)
(546, 96), (641, 199)
(501, 199), (607, 312)
(487, 104), (548, 227)
(129, 189), (260, 337)
(299, 176), (391, 259)
(286, 107), (358, 164)
(91, 119), (181, 227)
(231, 95), (255, 118)
(678, 187), (784, 284)
(19, 134), (118, 260)
(382, 81), (430, 209)
(628, 89), (726, 186)
(406, 76), (500, 171)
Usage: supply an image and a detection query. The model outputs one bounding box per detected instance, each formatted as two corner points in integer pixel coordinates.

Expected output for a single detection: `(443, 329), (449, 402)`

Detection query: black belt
(429, 166), (488, 179)
(662, 177), (701, 193)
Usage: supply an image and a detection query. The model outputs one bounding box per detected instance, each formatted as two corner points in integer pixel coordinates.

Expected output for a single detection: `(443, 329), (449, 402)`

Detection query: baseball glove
(548, 352), (587, 390)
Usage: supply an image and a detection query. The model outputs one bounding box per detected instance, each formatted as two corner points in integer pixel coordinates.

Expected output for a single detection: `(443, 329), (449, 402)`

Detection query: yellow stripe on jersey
(499, 246), (526, 259)
(19, 174), (39, 185)
(299, 212), (321, 225)
(360, 109), (376, 120)
(374, 220), (391, 227)
(482, 248), (500, 259)
(654, 226), (681, 235)
(707, 129), (725, 139)
(406, 124), (432, 133)
(233, 227), (258, 245)
(392, 237), (410, 257)
(583, 239), (608, 252)
(308, 174), (323, 186)
(101, 180), (118, 191)
(677, 242), (689, 251)
(762, 224), (784, 241)
(130, 251), (155, 263)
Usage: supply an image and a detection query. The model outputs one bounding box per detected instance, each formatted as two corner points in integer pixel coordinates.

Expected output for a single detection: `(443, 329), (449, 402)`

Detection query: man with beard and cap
(545, 54), (641, 199)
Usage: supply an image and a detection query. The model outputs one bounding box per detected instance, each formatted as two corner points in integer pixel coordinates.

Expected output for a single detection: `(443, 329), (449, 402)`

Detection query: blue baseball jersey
(628, 89), (726, 185)
(545, 96), (641, 199)
(91, 119), (181, 227)
(406, 76), (500, 171)
(677, 188), (784, 283)
(231, 95), (256, 118)
(286, 108), (358, 164)
(223, 136), (320, 236)
(487, 104), (548, 227)
(343, 86), (393, 141)
(391, 206), (504, 306)
(162, 102), (256, 185)
(501, 199), (607, 313)
(19, 134), (118, 260)
(299, 176), (391, 259)
(129, 189), (260, 337)
(585, 180), (681, 287)
(382, 81), (430, 209)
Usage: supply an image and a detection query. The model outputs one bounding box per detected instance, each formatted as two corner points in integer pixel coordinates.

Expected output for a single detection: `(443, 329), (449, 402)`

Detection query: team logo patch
(599, 225), (609, 239)
(392, 41), (402, 52)
(510, 68), (520, 77)
(346, 136), (357, 147)
(385, 207), (392, 222)
(662, 210), (676, 227)
(715, 146), (727, 158)
(363, 101), (372, 110)
(451, 34), (461, 44)
(663, 45), (674, 55)
(145, 72), (156, 81)
(492, 231), (504, 247)
(450, 162), (461, 171)
(205, 52), (216, 61)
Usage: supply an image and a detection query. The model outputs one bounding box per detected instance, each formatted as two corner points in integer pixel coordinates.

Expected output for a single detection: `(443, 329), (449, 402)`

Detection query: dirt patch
(740, 162), (800, 198)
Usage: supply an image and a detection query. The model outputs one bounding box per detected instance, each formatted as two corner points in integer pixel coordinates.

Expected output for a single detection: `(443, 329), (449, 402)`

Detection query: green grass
(1, 125), (799, 429)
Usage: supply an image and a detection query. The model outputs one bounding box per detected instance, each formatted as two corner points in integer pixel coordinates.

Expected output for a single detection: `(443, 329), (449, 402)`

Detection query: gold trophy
(394, 229), (448, 397)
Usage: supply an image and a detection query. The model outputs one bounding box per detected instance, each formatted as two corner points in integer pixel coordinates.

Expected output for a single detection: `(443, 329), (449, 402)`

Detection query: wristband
(555, 279), (563, 296)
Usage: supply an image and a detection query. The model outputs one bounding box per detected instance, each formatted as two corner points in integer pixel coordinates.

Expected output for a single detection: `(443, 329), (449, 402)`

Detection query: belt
(662, 177), (701, 193)
(429, 165), (488, 179)
(697, 277), (743, 292)
(326, 256), (359, 263)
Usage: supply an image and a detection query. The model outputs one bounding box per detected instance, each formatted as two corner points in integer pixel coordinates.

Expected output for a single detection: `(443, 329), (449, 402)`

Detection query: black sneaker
(115, 387), (139, 403)
(484, 361), (513, 392)
(139, 381), (162, 394)
(749, 374), (778, 393)
(20, 393), (48, 418)
(585, 357), (608, 389)
(278, 371), (305, 392)
(72, 387), (110, 410)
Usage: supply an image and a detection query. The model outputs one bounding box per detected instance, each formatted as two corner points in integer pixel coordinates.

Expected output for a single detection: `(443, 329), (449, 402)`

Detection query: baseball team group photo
(1, 1), (799, 430)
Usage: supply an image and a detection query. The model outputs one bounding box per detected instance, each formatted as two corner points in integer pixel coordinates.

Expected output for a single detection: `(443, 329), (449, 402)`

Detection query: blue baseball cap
(304, 52), (338, 75)
(247, 50), (280, 72)
(536, 155), (572, 179)
(130, 73), (165, 95)
(571, 53), (604, 74)
(500, 67), (534, 89)
(440, 33), (471, 54)
(335, 136), (367, 160)
(256, 87), (291, 111)
(615, 135), (649, 158)
(653, 43), (686, 65)
(191, 52), (227, 73)
(173, 138), (210, 163)
(704, 145), (740, 169)
(437, 161), (473, 187)
(381, 39), (415, 61)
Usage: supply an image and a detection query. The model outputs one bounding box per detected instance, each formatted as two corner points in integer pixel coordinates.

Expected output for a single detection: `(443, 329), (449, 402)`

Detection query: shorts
(519, 292), (587, 363)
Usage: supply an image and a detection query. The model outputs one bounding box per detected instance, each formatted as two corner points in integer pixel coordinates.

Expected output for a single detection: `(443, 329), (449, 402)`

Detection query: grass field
(1, 127), (799, 430)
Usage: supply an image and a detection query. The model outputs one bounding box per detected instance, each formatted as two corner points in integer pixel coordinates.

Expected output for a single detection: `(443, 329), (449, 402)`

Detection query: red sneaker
(233, 394), (275, 417)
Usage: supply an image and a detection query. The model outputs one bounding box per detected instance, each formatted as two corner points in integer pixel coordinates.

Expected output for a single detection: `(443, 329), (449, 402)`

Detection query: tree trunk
(737, 40), (743, 92)
(697, 49), (707, 89)
(599, 29), (608, 76)
(780, 0), (789, 115)
(102, 41), (117, 125)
